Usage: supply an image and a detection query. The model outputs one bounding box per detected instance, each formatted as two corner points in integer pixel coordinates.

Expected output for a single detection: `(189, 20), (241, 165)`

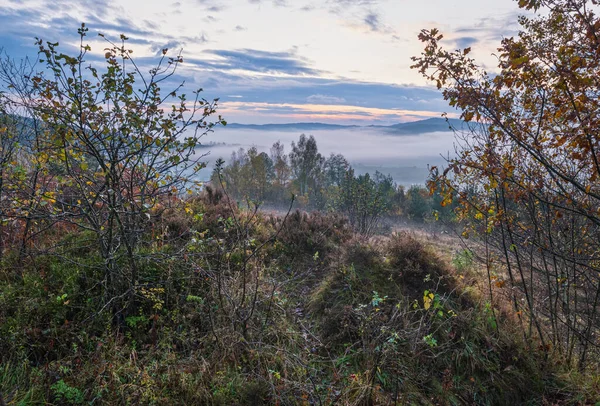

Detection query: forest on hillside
(0, 0), (600, 404)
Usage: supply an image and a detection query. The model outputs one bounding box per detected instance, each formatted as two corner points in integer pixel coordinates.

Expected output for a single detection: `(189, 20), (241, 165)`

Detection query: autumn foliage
(413, 0), (600, 369)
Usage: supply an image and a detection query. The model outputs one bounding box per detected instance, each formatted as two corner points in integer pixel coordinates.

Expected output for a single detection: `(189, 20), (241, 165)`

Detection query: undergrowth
(0, 191), (597, 405)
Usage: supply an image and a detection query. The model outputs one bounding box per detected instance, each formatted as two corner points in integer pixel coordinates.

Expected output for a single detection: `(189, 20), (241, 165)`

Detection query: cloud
(327, 0), (379, 16)
(339, 10), (395, 37)
(182, 66), (449, 113)
(151, 40), (184, 56)
(321, 0), (396, 39)
(329, 0), (378, 8)
(217, 100), (452, 124)
(306, 94), (346, 104)
(363, 12), (380, 32)
(450, 12), (525, 46)
(0, 4), (158, 45)
(196, 0), (227, 12)
(454, 36), (479, 49)
(247, 0), (290, 6)
(0, 1), (219, 64)
(195, 48), (323, 75)
(0, 0), (452, 125)
(207, 5), (225, 11)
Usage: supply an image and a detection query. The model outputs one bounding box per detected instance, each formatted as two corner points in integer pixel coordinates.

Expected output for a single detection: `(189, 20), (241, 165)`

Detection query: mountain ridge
(225, 117), (469, 134)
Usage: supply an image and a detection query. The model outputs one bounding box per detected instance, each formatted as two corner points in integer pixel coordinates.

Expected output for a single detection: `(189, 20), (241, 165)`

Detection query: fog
(195, 127), (458, 187)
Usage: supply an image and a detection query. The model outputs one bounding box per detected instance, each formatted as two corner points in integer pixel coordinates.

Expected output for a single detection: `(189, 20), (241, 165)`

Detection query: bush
(270, 210), (352, 262)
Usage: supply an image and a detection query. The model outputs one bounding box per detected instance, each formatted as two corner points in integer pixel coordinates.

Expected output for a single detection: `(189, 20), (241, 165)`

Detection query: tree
(213, 134), (407, 223)
(214, 147), (275, 203)
(405, 185), (430, 222)
(270, 141), (290, 186)
(324, 153), (350, 188)
(0, 50), (66, 266)
(334, 169), (392, 236)
(0, 112), (22, 259)
(289, 134), (324, 199)
(412, 0), (600, 368)
(268, 141), (291, 204)
(1, 25), (224, 312)
(247, 147), (274, 202)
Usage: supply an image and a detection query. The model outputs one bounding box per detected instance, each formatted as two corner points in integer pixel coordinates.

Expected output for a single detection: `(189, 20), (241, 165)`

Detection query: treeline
(211, 134), (455, 234)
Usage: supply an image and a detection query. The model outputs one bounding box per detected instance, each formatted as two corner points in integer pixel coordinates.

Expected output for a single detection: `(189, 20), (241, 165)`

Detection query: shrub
(271, 210), (352, 262)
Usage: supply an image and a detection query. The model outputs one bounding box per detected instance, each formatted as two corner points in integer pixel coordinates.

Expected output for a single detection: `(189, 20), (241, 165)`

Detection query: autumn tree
(216, 147), (248, 199)
(0, 113), (22, 260)
(402, 185), (429, 222)
(412, 0), (600, 368)
(2, 25), (224, 311)
(215, 146), (276, 202)
(0, 51), (60, 264)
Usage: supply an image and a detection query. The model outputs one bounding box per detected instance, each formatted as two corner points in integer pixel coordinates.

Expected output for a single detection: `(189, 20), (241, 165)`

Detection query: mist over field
(196, 127), (457, 186)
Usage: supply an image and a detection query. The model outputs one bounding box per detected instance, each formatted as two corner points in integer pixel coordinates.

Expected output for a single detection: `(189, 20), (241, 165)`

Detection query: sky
(0, 0), (526, 124)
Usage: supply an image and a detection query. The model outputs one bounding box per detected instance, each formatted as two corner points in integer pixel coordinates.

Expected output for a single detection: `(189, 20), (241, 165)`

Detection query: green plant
(484, 301), (497, 331)
(423, 333), (438, 347)
(51, 380), (84, 405)
(125, 315), (148, 329)
(452, 249), (474, 272)
(186, 294), (205, 305)
(371, 291), (387, 308)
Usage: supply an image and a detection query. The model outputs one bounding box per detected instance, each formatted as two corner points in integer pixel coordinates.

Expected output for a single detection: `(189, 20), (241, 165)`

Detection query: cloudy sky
(0, 0), (525, 124)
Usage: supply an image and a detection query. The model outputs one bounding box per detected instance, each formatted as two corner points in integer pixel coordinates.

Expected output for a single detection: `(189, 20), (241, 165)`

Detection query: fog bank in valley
(195, 127), (457, 187)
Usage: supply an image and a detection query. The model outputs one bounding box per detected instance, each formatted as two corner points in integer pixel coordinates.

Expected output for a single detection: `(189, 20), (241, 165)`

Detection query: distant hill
(225, 122), (358, 131)
(384, 117), (467, 134)
(226, 117), (471, 134)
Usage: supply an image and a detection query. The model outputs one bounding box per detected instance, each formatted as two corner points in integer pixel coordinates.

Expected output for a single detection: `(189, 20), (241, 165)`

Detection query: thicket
(2, 189), (590, 404)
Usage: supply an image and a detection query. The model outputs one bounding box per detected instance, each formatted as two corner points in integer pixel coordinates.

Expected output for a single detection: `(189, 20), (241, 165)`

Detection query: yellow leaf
(423, 293), (434, 310)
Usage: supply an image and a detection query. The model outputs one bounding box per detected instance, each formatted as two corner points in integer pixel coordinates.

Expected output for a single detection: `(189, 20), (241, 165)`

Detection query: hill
(224, 122), (358, 131)
(385, 117), (468, 134)
(226, 117), (468, 134)
(1, 192), (595, 405)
